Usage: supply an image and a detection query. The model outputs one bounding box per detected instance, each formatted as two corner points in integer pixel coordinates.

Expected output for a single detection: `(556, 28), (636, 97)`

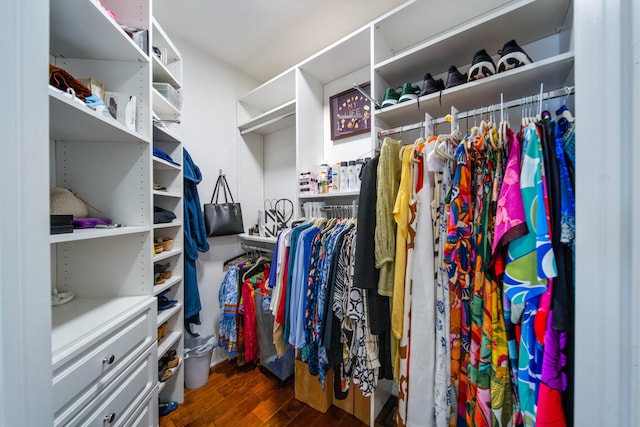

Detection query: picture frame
(81, 77), (105, 101)
(329, 82), (372, 141)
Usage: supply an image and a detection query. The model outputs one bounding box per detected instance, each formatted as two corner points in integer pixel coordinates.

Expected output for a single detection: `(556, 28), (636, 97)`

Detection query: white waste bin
(184, 334), (216, 390)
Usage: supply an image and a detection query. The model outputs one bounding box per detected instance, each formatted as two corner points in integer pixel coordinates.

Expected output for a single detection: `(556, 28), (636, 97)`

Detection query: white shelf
(158, 331), (182, 357)
(50, 0), (148, 62)
(49, 87), (149, 144)
(298, 190), (360, 200)
(50, 225), (149, 244)
(151, 18), (182, 66)
(153, 124), (182, 144)
(154, 221), (183, 230)
(153, 157), (182, 170)
(51, 296), (152, 358)
(154, 276), (183, 297)
(375, 52), (575, 127)
(238, 233), (277, 244)
(152, 56), (181, 89)
(238, 100), (296, 135)
(374, 0), (571, 84)
(299, 26), (370, 84)
(158, 303), (182, 325)
(238, 68), (296, 113)
(153, 248), (182, 262)
(153, 189), (182, 198)
(157, 359), (183, 393)
(153, 88), (181, 119)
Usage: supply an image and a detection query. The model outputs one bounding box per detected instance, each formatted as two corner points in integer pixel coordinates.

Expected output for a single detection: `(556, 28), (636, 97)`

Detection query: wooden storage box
(294, 359), (333, 413)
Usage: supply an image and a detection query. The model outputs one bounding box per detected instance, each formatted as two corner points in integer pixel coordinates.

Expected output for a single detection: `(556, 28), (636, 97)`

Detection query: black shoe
(445, 65), (467, 89)
(467, 49), (496, 82)
(497, 39), (533, 73)
(419, 73), (445, 96)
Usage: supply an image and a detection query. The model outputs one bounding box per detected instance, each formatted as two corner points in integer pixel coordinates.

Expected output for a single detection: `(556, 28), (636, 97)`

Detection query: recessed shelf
(153, 124), (182, 144)
(153, 221), (183, 230)
(50, 225), (149, 244)
(153, 157), (182, 170)
(158, 331), (182, 357)
(49, 87), (150, 144)
(375, 51), (575, 128)
(153, 190), (182, 198)
(152, 56), (181, 89)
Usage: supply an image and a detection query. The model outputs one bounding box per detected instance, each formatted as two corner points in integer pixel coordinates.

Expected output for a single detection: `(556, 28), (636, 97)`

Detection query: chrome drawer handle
(103, 412), (116, 423)
(102, 355), (115, 365)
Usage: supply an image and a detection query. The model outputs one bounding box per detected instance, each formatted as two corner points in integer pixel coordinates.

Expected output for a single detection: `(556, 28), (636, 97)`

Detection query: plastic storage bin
(254, 291), (294, 385)
(153, 82), (182, 109)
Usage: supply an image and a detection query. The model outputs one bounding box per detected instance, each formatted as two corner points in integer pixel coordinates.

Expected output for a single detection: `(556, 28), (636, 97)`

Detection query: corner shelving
(151, 16), (185, 406)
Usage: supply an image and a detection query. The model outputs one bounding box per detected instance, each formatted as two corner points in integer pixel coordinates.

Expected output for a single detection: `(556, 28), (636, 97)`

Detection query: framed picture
(329, 82), (372, 141)
(81, 77), (105, 101)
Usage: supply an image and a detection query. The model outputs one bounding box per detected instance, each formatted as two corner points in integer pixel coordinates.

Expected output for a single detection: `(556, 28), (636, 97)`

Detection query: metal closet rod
(378, 85), (575, 138)
(240, 242), (274, 253)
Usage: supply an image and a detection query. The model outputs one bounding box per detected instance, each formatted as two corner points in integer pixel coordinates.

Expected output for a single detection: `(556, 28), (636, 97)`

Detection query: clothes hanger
(556, 87), (575, 123)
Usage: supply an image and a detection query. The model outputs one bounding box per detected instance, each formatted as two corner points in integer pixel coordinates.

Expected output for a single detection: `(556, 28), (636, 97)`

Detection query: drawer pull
(102, 355), (115, 365)
(103, 412), (116, 423)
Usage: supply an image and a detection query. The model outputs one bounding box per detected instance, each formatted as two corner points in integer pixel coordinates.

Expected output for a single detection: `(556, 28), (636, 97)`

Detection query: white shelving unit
(151, 16), (185, 406)
(236, 0), (575, 424)
(49, 0), (157, 425)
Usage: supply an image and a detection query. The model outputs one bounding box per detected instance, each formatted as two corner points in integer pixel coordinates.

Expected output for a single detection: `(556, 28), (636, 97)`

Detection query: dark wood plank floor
(159, 361), (367, 427)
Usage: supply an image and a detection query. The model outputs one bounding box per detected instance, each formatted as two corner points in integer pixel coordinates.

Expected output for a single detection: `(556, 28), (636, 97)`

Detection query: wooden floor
(159, 360), (368, 427)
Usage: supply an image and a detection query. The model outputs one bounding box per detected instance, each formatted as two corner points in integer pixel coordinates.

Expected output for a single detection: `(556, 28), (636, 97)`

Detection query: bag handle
(210, 171), (235, 204)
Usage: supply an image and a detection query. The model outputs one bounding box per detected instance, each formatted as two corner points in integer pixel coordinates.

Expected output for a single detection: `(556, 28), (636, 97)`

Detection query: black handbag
(204, 173), (244, 237)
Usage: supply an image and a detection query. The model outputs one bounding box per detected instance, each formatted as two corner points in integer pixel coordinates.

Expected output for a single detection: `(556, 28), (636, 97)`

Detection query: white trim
(0, 0), (52, 426)
(575, 0), (639, 424)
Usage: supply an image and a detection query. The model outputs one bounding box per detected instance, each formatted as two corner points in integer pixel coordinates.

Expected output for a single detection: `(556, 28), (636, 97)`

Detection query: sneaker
(381, 87), (400, 108)
(398, 83), (421, 103)
(445, 65), (468, 89)
(467, 49), (496, 81)
(419, 73), (445, 96)
(497, 39), (533, 73)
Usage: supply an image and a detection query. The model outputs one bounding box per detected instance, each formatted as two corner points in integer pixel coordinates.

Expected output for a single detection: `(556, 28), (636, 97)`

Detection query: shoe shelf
(153, 89), (181, 120)
(238, 99), (296, 136)
(374, 0), (571, 87)
(50, 0), (148, 62)
(153, 247), (182, 262)
(158, 303), (182, 326)
(157, 359), (183, 395)
(375, 51), (574, 128)
(154, 276), (183, 297)
(158, 331), (182, 358)
(50, 226), (149, 244)
(49, 87), (150, 144)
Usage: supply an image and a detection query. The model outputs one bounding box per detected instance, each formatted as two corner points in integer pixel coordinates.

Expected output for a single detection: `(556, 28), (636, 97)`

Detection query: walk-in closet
(2, 0), (638, 426)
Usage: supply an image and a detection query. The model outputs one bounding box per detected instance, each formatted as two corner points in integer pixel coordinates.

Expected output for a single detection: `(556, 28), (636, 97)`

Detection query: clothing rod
(240, 242), (274, 253)
(239, 111), (296, 135)
(378, 85), (575, 137)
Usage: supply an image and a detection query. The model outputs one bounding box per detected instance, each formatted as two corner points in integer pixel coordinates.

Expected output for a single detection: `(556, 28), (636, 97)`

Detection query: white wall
(168, 34), (258, 365)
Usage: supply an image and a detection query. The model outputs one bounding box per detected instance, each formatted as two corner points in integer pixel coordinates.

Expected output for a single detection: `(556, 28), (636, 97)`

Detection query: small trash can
(184, 333), (216, 390)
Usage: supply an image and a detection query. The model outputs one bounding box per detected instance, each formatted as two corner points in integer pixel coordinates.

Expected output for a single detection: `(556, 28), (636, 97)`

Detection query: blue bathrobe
(183, 148), (210, 334)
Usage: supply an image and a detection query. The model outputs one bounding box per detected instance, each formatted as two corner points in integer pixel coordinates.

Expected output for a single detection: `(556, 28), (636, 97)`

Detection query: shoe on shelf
(445, 65), (468, 89)
(398, 82), (421, 103)
(381, 87), (400, 108)
(159, 401), (178, 417)
(497, 39), (533, 73)
(467, 49), (496, 81)
(159, 365), (173, 382)
(419, 73), (445, 96)
(160, 349), (179, 369)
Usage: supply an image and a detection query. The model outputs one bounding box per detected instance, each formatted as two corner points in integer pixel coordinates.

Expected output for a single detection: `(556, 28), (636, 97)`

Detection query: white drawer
(121, 388), (158, 427)
(53, 302), (155, 420)
(62, 345), (157, 427)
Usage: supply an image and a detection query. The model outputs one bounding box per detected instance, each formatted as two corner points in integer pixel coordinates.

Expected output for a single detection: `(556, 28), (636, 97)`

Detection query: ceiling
(153, 0), (408, 83)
